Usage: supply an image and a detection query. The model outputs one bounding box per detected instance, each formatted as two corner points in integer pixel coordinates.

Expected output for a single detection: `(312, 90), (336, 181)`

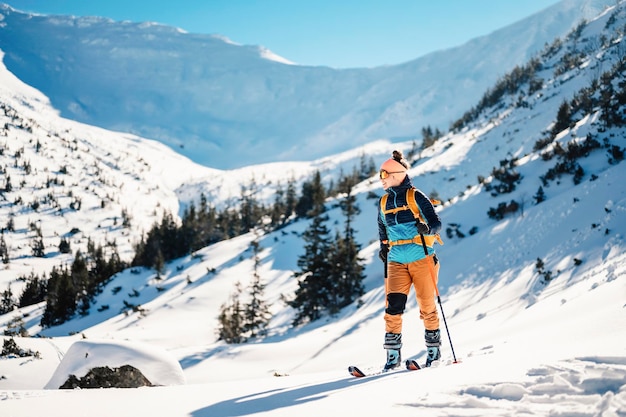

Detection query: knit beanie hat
(380, 150), (410, 173)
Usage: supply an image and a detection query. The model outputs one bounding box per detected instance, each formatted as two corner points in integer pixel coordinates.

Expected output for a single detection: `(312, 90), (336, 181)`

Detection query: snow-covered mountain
(0, 0), (617, 169)
(0, 49), (395, 288)
(0, 1), (625, 416)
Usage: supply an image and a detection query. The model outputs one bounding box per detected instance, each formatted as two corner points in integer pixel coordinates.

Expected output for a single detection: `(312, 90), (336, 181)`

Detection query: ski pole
(383, 257), (388, 305)
(419, 233), (458, 363)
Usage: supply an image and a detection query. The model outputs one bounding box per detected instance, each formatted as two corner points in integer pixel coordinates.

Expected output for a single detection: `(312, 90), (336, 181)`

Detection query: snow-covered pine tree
(330, 188), (365, 312)
(217, 281), (246, 344)
(289, 210), (333, 325)
(243, 239), (271, 339)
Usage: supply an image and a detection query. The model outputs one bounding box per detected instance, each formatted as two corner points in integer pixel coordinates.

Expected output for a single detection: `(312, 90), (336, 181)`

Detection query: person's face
(379, 169), (406, 190)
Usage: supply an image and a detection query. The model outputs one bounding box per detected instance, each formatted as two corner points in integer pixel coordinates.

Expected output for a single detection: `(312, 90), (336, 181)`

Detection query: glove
(417, 222), (430, 235)
(378, 243), (389, 263)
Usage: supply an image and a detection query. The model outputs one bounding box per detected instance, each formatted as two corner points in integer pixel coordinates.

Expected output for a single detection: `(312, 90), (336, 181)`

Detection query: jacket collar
(387, 175), (413, 194)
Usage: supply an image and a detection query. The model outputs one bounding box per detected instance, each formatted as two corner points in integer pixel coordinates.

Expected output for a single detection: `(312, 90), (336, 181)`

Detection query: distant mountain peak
(0, 0), (617, 169)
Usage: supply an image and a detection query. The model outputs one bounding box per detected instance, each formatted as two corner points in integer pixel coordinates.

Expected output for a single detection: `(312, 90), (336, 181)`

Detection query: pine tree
(154, 249), (165, 279)
(31, 227), (45, 258)
(326, 231), (345, 314)
(217, 281), (245, 343)
(243, 239), (271, 339)
(332, 188), (365, 311)
(180, 200), (198, 251)
(310, 171), (327, 215)
(289, 211), (333, 325)
(18, 272), (47, 308)
(6, 214), (15, 232)
(180, 193), (223, 251)
(199, 194), (225, 244)
(105, 245), (126, 280)
(335, 166), (361, 196)
(41, 266), (76, 327)
(58, 237), (71, 254)
(240, 179), (264, 232)
(284, 177), (298, 223)
(3, 174), (12, 193)
(551, 100), (572, 137)
(132, 211), (182, 268)
(0, 285), (15, 315)
(71, 250), (90, 316)
(0, 233), (9, 264)
(217, 239), (272, 344)
(295, 171), (326, 218)
(533, 186), (546, 204)
(269, 184), (286, 228)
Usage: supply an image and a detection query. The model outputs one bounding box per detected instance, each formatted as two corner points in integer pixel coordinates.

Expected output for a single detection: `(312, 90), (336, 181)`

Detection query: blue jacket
(378, 176), (442, 264)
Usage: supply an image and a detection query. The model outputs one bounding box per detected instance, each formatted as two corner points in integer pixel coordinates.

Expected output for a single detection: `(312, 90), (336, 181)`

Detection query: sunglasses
(379, 169), (404, 179)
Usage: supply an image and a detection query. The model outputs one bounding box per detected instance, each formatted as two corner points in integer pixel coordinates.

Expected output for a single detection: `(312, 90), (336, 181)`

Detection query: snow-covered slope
(0, 49), (216, 284)
(0, 2), (625, 417)
(0, 0), (616, 169)
(0, 48), (400, 290)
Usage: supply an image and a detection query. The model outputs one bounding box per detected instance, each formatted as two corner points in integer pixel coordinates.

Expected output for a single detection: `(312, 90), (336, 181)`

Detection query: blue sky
(7, 0), (560, 68)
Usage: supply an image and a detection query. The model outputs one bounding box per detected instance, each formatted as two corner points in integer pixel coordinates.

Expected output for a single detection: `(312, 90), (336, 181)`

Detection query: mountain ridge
(0, 0), (616, 168)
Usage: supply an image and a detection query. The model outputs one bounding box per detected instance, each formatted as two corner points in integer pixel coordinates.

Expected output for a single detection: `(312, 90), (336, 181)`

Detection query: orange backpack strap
(381, 194), (411, 215)
(406, 188), (424, 222)
(380, 189), (439, 219)
(410, 188), (444, 245)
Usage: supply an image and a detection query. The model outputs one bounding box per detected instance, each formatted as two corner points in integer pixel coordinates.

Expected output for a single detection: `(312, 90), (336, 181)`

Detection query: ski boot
(383, 332), (402, 372)
(425, 329), (441, 367)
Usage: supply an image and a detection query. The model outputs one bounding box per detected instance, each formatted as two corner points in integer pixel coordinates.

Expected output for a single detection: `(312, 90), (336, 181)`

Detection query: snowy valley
(0, 1), (625, 417)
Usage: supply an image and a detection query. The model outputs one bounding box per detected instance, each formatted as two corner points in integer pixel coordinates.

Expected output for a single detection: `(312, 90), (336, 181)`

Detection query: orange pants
(385, 255), (440, 333)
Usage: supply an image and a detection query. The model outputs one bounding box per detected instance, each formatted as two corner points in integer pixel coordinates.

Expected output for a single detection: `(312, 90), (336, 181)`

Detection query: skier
(377, 150), (443, 370)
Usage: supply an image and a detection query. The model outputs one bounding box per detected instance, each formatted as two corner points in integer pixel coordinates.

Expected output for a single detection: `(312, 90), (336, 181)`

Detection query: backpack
(380, 188), (444, 247)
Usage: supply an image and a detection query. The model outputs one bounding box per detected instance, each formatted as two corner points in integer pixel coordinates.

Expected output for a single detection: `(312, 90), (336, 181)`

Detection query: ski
(405, 359), (422, 370)
(348, 359), (425, 378)
(347, 365), (405, 378)
(348, 365), (367, 378)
